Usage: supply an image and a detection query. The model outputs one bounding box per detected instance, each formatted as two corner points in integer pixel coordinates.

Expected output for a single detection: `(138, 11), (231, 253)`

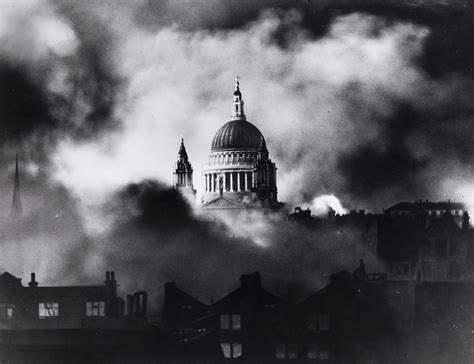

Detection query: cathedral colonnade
(203, 171), (253, 192)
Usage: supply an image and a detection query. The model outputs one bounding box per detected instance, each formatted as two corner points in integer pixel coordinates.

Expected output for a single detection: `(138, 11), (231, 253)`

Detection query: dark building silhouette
(2, 262), (474, 363)
(377, 201), (474, 282)
(0, 271), (126, 325)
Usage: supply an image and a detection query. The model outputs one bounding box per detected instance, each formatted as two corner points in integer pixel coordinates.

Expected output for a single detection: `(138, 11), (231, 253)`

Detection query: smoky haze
(0, 0), (472, 310)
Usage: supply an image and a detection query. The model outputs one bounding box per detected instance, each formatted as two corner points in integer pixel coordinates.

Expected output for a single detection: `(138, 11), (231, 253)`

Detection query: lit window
(220, 314), (230, 329)
(86, 301), (105, 316)
(287, 344), (298, 359)
(231, 314), (241, 329)
(220, 314), (241, 330)
(39, 302), (59, 318)
(0, 303), (15, 319)
(221, 343), (231, 358)
(307, 344), (318, 359)
(275, 344), (286, 359)
(232, 343), (242, 358)
(221, 343), (242, 358)
(306, 313), (329, 330)
(320, 350), (330, 360)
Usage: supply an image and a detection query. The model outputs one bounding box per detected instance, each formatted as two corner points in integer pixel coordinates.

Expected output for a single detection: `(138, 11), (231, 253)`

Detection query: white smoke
(49, 10), (434, 224)
(311, 194), (348, 216)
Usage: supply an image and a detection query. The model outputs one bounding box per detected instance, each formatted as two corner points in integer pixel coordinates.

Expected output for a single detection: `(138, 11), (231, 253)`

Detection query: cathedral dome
(211, 120), (264, 151)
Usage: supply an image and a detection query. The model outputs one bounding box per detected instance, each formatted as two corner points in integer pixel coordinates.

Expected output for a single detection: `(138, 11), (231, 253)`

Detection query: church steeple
(231, 76), (245, 121)
(10, 154), (22, 220)
(173, 138), (196, 204)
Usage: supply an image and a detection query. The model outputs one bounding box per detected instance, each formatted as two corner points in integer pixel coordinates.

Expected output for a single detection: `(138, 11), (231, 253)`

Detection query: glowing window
(86, 301), (105, 316)
(0, 303), (15, 319)
(39, 302), (59, 319)
(220, 314), (241, 330)
(221, 343), (242, 358)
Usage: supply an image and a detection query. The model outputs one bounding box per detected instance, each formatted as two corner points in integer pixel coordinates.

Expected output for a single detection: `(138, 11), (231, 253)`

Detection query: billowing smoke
(0, 0), (472, 310)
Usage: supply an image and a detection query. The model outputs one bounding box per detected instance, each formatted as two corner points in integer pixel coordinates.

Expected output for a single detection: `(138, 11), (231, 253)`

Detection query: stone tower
(173, 138), (196, 205)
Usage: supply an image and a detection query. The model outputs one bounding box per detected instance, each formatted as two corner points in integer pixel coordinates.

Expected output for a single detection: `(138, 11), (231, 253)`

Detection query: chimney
(110, 271), (116, 284)
(28, 273), (38, 288)
(105, 271), (110, 284)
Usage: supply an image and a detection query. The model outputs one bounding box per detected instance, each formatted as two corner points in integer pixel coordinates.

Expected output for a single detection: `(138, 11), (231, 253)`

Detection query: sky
(0, 0), (472, 309)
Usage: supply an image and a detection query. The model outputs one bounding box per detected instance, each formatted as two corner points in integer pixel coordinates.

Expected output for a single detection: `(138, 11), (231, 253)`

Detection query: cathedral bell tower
(252, 136), (277, 203)
(173, 138), (196, 205)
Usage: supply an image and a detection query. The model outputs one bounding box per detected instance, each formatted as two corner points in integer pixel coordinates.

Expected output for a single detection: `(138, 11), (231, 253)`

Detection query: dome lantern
(231, 76), (245, 121)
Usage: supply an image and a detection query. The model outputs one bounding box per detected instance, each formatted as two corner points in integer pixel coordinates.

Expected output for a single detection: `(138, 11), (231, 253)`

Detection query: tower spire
(173, 137), (196, 204)
(10, 154), (22, 220)
(231, 75), (245, 121)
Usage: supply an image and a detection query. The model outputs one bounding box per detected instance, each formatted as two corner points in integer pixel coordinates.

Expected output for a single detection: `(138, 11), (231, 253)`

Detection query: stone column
(211, 173), (215, 192)
(237, 172), (241, 191)
(245, 172), (248, 191)
(223, 172), (227, 192)
(230, 172), (234, 191)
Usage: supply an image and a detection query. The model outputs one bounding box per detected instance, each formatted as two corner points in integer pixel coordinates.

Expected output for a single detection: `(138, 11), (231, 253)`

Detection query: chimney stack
(28, 273), (38, 288)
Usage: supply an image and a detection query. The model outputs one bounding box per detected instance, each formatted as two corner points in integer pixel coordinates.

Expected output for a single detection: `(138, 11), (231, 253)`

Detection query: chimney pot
(106, 271), (110, 281)
(111, 271), (115, 281)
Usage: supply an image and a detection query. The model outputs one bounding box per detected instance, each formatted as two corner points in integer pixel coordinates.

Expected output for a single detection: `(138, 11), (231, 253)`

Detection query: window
(221, 343), (242, 358)
(275, 344), (297, 360)
(39, 302), (59, 318)
(86, 301), (105, 316)
(287, 344), (298, 359)
(220, 314), (241, 330)
(0, 303), (15, 319)
(319, 314), (329, 330)
(305, 313), (329, 330)
(231, 314), (241, 329)
(320, 350), (330, 360)
(307, 344), (318, 359)
(220, 314), (230, 329)
(275, 344), (286, 359)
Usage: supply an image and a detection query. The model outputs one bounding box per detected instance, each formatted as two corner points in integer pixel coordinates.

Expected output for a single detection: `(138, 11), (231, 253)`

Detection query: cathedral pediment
(201, 196), (243, 210)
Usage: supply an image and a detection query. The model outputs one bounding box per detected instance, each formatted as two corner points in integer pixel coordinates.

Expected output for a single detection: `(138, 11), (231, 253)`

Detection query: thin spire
(10, 154), (22, 220)
(178, 137), (188, 161)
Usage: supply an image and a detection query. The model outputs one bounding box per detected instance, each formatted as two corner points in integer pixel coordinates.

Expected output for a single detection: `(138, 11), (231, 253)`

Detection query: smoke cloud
(0, 0), (473, 310)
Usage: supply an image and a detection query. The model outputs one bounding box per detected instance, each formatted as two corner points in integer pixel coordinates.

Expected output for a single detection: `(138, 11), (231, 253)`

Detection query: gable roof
(0, 272), (22, 288)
